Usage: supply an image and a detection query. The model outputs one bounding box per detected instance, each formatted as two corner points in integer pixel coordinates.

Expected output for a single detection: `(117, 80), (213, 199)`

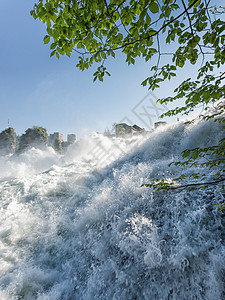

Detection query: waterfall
(0, 117), (224, 299)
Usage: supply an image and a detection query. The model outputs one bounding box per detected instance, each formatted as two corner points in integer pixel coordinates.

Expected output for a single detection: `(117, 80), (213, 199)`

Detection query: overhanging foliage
(31, 1), (225, 199)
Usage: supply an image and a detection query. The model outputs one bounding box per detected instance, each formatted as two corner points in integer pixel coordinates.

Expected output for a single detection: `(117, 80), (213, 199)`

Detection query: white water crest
(0, 117), (224, 299)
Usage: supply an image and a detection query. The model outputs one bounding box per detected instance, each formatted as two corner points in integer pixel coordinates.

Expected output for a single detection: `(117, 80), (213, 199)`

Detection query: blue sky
(0, 1), (194, 139)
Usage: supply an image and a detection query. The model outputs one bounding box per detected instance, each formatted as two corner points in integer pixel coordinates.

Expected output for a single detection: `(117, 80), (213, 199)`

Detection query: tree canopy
(0, 127), (16, 155)
(31, 1), (225, 199)
(18, 126), (48, 152)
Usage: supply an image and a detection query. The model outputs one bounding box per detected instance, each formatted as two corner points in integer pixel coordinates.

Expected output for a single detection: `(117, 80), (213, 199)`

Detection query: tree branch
(111, 0), (201, 51)
(170, 178), (225, 190)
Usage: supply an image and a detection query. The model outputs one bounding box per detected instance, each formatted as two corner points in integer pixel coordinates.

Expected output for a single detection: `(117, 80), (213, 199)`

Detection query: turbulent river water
(0, 118), (224, 300)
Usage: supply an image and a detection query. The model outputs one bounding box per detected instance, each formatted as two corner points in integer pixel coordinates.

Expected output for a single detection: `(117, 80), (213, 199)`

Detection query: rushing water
(0, 118), (224, 300)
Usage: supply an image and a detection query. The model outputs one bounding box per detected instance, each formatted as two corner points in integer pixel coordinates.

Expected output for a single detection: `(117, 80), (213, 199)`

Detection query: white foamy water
(0, 118), (224, 299)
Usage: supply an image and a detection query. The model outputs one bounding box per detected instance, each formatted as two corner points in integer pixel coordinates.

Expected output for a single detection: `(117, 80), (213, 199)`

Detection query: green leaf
(98, 75), (103, 82)
(149, 2), (159, 14)
(101, 52), (107, 59)
(193, 150), (199, 160)
(44, 35), (50, 44)
(182, 149), (191, 158)
(50, 50), (56, 57)
(193, 0), (201, 7)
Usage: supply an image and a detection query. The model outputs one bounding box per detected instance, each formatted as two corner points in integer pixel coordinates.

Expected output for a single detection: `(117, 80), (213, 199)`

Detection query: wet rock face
(0, 127), (16, 155)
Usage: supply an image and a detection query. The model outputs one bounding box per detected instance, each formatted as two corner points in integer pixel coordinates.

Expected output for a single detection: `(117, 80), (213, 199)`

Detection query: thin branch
(181, 0), (194, 36)
(155, 34), (161, 77)
(181, 0), (207, 66)
(104, 0), (110, 16)
(204, 0), (213, 28)
(117, 9), (130, 35)
(170, 178), (225, 190)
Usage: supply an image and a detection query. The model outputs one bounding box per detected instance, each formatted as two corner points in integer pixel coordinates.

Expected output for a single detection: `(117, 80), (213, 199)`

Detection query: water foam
(0, 117), (224, 299)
